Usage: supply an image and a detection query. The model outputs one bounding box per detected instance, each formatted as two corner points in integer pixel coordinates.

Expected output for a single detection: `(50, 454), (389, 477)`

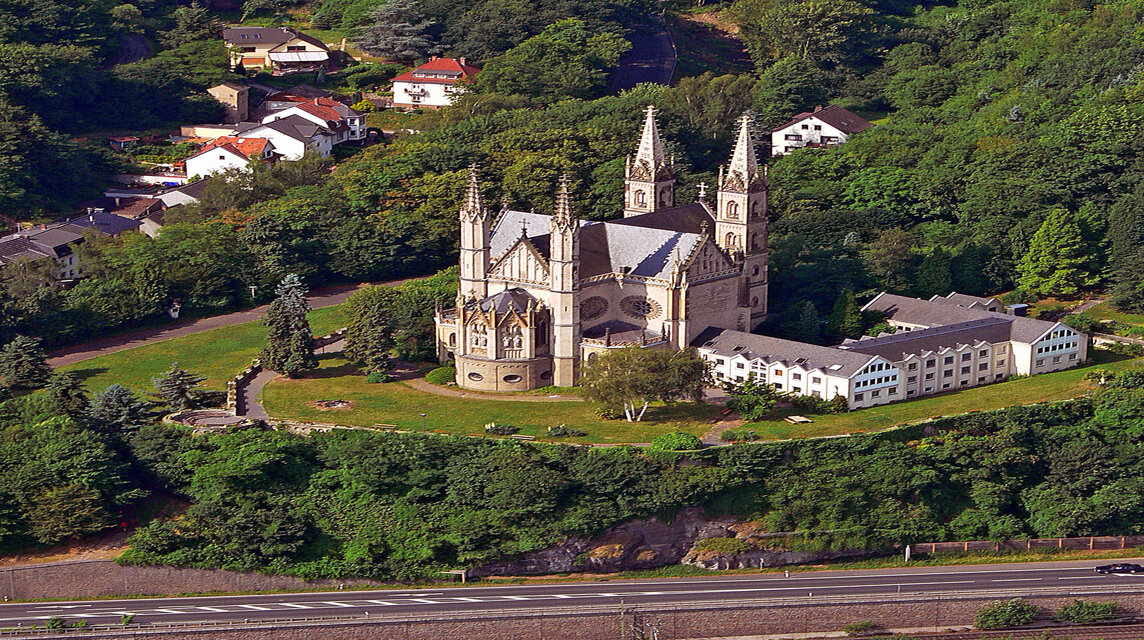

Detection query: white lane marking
(501, 596), (532, 601)
(153, 609), (187, 614)
(321, 601), (356, 608)
(406, 598), (440, 604)
(234, 604), (271, 611)
(277, 603), (313, 609)
(450, 597), (485, 602)
(197, 607), (230, 612)
(365, 600), (397, 606)
(992, 578), (1043, 582)
(1058, 576), (1105, 580)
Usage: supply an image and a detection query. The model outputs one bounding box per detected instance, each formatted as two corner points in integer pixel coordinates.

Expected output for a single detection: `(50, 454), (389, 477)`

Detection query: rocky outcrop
(470, 507), (874, 577)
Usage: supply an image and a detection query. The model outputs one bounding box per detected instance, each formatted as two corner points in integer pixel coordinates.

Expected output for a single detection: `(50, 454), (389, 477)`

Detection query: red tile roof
(773, 104), (873, 134)
(392, 58), (481, 85)
(193, 136), (271, 161)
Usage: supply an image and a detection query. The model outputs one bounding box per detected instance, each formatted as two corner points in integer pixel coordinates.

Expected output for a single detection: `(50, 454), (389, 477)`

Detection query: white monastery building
(391, 57), (481, 109)
(770, 104), (873, 156)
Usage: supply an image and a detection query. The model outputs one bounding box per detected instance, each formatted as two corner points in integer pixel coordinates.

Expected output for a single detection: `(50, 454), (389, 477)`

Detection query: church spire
(635, 105), (666, 172)
(461, 164), (488, 221)
(623, 105), (675, 217)
(723, 112), (760, 189)
(553, 174), (575, 231)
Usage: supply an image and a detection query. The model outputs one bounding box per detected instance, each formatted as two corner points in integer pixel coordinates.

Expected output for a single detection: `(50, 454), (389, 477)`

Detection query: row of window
(1036, 353), (1077, 367)
(1037, 341), (1078, 354)
(855, 373), (898, 389)
(853, 387), (899, 402)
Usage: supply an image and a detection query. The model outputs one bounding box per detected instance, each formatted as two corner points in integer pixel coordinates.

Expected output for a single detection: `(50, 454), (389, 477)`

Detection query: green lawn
(61, 306), (347, 394)
(260, 355), (720, 444)
(1087, 302), (1144, 327)
(739, 351), (1142, 440)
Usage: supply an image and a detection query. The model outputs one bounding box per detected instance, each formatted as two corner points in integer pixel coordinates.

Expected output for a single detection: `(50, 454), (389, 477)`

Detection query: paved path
(2, 559), (1139, 629)
(48, 278), (415, 368)
(239, 369), (277, 419)
(608, 12), (677, 93)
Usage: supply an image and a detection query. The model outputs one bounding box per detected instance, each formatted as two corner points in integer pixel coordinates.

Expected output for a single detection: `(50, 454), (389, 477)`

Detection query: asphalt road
(3, 560), (1142, 628)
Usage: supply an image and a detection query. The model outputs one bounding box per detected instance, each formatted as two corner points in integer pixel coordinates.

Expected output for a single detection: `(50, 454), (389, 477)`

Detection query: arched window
(751, 201), (760, 219)
(537, 322), (548, 346)
(448, 333), (456, 347)
(725, 232), (735, 248)
(659, 187), (670, 207)
(726, 201), (738, 219)
(635, 190), (646, 206)
(752, 297), (759, 308)
(751, 233), (759, 250)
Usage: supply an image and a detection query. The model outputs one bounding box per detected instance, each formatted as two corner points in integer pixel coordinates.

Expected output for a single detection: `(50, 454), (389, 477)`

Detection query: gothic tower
(549, 175), (580, 386)
(459, 165), (490, 299)
(623, 106), (675, 217)
(716, 113), (769, 324)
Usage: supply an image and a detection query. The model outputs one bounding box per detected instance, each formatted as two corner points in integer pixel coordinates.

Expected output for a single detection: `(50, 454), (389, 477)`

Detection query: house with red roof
(391, 57), (481, 108)
(185, 136), (276, 179)
(261, 97), (366, 146)
(770, 105), (873, 156)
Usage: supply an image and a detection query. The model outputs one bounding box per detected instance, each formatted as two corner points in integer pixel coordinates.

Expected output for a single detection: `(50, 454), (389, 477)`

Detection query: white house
(391, 57), (481, 109)
(222, 26), (330, 73)
(262, 97), (365, 146)
(236, 115), (333, 159)
(770, 105), (873, 156)
(185, 136), (275, 178)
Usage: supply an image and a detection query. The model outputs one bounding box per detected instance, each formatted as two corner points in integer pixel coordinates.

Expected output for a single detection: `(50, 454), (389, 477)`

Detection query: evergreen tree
(46, 372), (90, 420)
(791, 301), (821, 344)
(1017, 209), (1092, 297)
(0, 334), (52, 389)
(261, 274), (317, 378)
(160, 2), (220, 49)
(89, 384), (153, 435)
(150, 363), (207, 410)
(1112, 247), (1144, 314)
(916, 248), (953, 298)
(351, 0), (438, 60)
(826, 289), (863, 341)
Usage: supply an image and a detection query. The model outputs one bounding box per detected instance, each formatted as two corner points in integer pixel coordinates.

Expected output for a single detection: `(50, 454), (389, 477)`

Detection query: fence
(915, 534), (1144, 554)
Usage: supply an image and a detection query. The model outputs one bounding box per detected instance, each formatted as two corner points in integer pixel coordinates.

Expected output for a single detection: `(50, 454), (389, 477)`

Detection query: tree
(260, 274), (317, 378)
(791, 300), (821, 344)
(1111, 247), (1144, 314)
(915, 248), (952, 298)
(580, 347), (708, 422)
(731, 0), (873, 66)
(89, 384), (153, 435)
(352, 0), (439, 60)
(473, 18), (630, 101)
(0, 334), (51, 389)
(752, 55), (829, 127)
(1017, 209), (1092, 297)
(863, 228), (916, 292)
(109, 4), (144, 33)
(724, 374), (779, 420)
(46, 371), (90, 420)
(825, 289), (863, 341)
(150, 363), (208, 410)
(160, 2), (220, 49)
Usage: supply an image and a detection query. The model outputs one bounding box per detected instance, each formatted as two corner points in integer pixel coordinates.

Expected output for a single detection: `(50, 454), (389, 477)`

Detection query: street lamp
(420, 413), (426, 429)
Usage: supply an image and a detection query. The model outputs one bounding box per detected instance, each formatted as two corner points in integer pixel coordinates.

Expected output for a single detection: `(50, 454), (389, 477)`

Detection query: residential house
(108, 136), (140, 151)
(222, 26), (330, 73)
(770, 105), (872, 156)
(78, 195), (166, 237)
(207, 82), (250, 124)
(262, 97), (365, 145)
(185, 136), (276, 178)
(262, 85), (332, 112)
(68, 209), (143, 238)
(235, 115), (334, 159)
(0, 223), (92, 279)
(391, 57), (481, 108)
(697, 328), (902, 410)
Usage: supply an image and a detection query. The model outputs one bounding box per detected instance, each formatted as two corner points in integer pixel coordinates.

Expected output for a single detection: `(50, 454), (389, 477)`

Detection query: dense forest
(2, 360), (1142, 578)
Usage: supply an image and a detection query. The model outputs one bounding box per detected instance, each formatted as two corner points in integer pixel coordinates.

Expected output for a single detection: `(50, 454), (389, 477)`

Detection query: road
(2, 559), (1141, 628)
(609, 15), (677, 93)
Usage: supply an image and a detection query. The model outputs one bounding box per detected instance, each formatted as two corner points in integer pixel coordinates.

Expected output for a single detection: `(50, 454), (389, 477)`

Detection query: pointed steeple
(724, 113), (760, 188)
(635, 105), (667, 173)
(461, 164), (488, 221)
(553, 174), (575, 232)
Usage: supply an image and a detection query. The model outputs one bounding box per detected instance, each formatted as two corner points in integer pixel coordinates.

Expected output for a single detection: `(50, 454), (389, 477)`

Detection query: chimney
(89, 215), (95, 223)
(430, 55), (438, 62)
(814, 105), (823, 112)
(459, 57), (466, 66)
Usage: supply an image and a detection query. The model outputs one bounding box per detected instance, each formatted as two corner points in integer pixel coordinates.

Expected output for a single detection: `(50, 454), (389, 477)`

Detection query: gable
(489, 239), (550, 285)
(685, 237), (736, 279)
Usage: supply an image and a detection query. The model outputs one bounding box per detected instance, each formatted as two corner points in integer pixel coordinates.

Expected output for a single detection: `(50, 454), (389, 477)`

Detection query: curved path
(47, 278), (417, 368)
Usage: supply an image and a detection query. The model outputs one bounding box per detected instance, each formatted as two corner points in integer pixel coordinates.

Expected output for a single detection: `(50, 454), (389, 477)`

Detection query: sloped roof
(863, 292), (1064, 344)
(68, 210), (142, 236)
(239, 115), (330, 143)
(773, 104), (873, 135)
(579, 222), (702, 280)
(838, 318), (1014, 362)
(294, 97), (360, 122)
(929, 292), (1003, 310)
(475, 287), (537, 313)
(609, 202), (714, 235)
(0, 237), (47, 263)
(693, 327), (876, 378)
(222, 26), (328, 50)
(392, 58), (481, 85)
(192, 136), (271, 161)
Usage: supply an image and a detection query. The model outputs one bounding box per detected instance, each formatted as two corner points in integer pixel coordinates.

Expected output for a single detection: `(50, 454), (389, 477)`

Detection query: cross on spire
(462, 164), (487, 220)
(727, 112), (760, 184)
(553, 174), (575, 231)
(697, 181), (708, 201)
(635, 105), (666, 171)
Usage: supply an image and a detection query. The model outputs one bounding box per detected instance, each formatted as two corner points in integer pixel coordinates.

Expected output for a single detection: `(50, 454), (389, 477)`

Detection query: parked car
(1095, 563), (1144, 574)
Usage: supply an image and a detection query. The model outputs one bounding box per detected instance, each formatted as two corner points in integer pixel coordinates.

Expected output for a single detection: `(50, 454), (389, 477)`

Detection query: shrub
(842, 621), (880, 636)
(484, 422), (519, 435)
(346, 63), (406, 89)
(424, 366), (456, 386)
(351, 98), (377, 113)
(1001, 289), (1036, 305)
(828, 394), (850, 413)
(974, 599), (1039, 629)
(788, 393), (833, 414)
(365, 371), (391, 384)
(596, 406), (622, 420)
(1062, 311), (1100, 333)
(546, 424), (586, 438)
(650, 431), (703, 451)
(721, 428), (759, 442)
(1053, 599), (1120, 623)
(693, 537), (753, 554)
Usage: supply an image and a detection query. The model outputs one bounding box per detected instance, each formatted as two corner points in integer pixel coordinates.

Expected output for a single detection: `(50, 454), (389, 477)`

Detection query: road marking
(234, 604), (271, 611)
(501, 596), (532, 601)
(197, 607), (230, 612)
(321, 601), (356, 608)
(277, 603), (313, 609)
(992, 578), (1043, 582)
(450, 597), (485, 602)
(152, 609), (187, 614)
(1059, 576), (1107, 580)
(406, 598), (440, 604)
(365, 600), (397, 606)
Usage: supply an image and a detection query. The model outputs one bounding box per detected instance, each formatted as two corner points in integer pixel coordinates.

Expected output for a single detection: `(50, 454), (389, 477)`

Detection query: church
(434, 107), (769, 391)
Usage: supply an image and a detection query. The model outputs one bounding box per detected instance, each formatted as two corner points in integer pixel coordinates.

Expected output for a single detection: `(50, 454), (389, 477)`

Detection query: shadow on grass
(67, 367), (111, 384)
(298, 362), (363, 380)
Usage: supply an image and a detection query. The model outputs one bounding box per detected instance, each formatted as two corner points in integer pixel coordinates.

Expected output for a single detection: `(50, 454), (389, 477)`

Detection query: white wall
(185, 149), (250, 178)
(771, 117), (850, 156)
(392, 81), (458, 108)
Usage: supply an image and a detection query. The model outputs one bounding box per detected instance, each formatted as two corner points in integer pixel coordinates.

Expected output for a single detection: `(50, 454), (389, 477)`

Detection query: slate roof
(863, 292), (1062, 344)
(773, 104), (873, 134)
(68, 210), (142, 236)
(929, 292), (1003, 311)
(238, 114), (331, 143)
(693, 327), (876, 378)
(475, 288), (537, 313)
(222, 27), (328, 50)
(838, 318), (1014, 362)
(0, 237), (45, 263)
(608, 202), (714, 235)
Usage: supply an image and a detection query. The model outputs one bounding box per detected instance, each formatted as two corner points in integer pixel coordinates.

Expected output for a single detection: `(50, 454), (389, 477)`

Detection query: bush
(974, 599), (1039, 629)
(484, 422), (519, 435)
(596, 406), (622, 420)
(1054, 599), (1120, 623)
(828, 394), (850, 413)
(365, 371), (392, 384)
(351, 98), (377, 113)
(842, 621), (881, 636)
(424, 366), (456, 386)
(721, 428), (759, 442)
(693, 537), (754, 554)
(650, 431), (703, 451)
(1099, 341), (1144, 357)
(1062, 311), (1100, 333)
(346, 63), (406, 90)
(546, 424), (586, 438)
(1001, 289), (1036, 305)
(788, 393), (834, 414)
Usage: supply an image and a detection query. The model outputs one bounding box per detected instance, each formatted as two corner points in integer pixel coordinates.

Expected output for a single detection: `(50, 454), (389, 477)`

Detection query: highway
(2, 559), (1141, 628)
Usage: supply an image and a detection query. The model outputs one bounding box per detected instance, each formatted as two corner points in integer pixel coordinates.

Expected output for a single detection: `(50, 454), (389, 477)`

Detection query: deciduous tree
(580, 347), (708, 422)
